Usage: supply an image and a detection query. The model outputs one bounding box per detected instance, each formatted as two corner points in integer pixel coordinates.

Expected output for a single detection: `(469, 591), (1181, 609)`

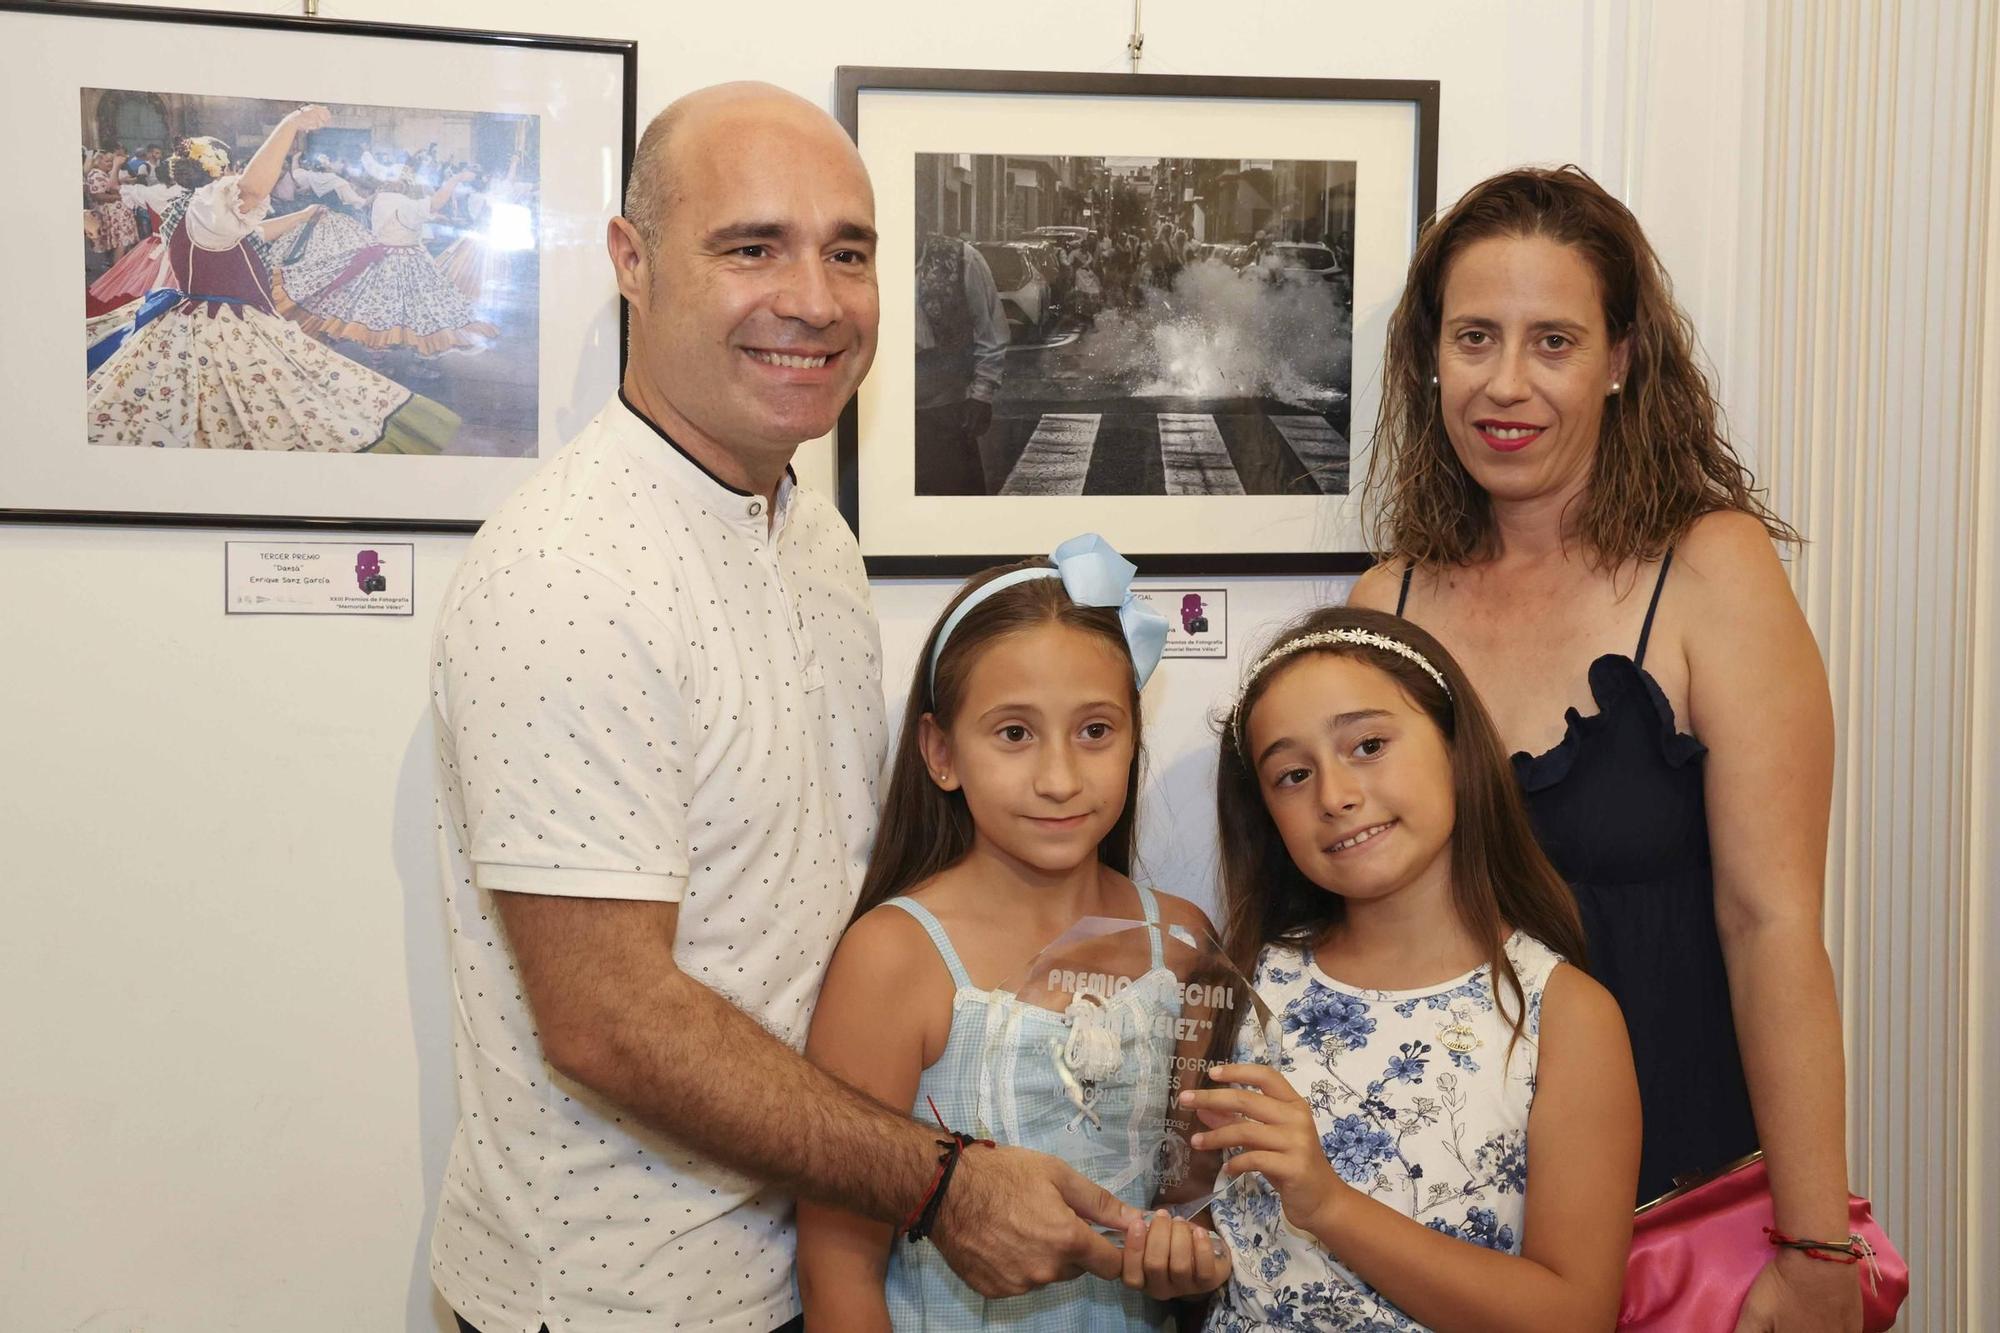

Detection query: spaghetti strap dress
(1398, 553), (1758, 1205)
(877, 892), (1174, 1331)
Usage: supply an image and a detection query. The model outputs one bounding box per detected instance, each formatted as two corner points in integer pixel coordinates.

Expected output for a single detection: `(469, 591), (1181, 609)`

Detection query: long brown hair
(1216, 607), (1586, 1052)
(850, 562), (1145, 922)
(1365, 164), (1797, 570)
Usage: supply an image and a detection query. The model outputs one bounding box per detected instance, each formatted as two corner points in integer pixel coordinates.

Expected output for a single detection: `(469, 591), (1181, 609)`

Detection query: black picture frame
(835, 65), (1438, 576)
(2, 0), (635, 532)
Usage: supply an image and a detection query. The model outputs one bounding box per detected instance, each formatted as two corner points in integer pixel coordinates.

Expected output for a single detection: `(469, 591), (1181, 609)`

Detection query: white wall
(0, 2), (1770, 1329)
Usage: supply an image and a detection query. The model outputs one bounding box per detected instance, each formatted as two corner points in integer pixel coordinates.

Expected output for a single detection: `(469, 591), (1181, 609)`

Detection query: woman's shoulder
(1677, 507), (1787, 569)
(1670, 508), (1811, 650)
(1671, 508), (1795, 601)
(1346, 558), (1408, 613)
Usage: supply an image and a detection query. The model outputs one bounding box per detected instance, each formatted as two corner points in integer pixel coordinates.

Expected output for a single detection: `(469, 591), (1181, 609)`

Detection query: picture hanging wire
(1127, 0), (1144, 72)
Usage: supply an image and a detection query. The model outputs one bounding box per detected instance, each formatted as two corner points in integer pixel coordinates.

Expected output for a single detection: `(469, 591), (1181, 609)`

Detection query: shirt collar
(609, 390), (797, 535)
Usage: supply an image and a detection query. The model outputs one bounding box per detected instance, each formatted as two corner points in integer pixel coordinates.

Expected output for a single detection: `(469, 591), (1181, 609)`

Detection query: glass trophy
(976, 909), (1281, 1224)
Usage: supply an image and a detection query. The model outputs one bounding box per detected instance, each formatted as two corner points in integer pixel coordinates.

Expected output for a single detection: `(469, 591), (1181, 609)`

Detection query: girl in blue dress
(1184, 607), (1639, 1332)
(799, 535), (1227, 1331)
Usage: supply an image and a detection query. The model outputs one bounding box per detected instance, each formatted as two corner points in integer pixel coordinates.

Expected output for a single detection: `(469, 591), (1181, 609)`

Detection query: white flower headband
(1230, 628), (1452, 758)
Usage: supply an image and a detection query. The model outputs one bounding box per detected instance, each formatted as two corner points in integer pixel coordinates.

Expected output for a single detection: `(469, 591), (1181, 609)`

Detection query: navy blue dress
(1400, 554), (1759, 1204)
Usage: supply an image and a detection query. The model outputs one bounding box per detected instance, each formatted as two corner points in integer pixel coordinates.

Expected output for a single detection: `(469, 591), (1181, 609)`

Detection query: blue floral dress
(1205, 932), (1562, 1332)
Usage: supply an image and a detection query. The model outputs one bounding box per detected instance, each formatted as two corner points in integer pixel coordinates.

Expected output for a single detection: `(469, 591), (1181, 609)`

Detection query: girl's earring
(1609, 381), (1622, 394)
(1430, 374), (1439, 387)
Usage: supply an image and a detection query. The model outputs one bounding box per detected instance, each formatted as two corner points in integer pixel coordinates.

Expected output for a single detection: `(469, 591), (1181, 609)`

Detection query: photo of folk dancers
(80, 88), (542, 457)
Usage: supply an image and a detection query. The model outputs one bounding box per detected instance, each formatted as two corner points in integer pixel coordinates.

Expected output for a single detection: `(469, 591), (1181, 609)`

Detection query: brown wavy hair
(849, 563), (1144, 922)
(1216, 607), (1586, 1054)
(1364, 164), (1797, 569)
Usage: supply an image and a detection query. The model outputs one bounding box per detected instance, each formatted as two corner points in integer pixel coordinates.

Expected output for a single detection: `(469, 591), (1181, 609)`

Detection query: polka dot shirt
(427, 395), (887, 1333)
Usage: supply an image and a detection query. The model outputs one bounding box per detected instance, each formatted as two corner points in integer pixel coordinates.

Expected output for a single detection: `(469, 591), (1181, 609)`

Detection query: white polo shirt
(428, 394), (886, 1333)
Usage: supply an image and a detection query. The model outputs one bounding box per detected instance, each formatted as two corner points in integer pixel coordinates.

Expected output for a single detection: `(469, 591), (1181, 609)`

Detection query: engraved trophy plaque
(978, 910), (1281, 1222)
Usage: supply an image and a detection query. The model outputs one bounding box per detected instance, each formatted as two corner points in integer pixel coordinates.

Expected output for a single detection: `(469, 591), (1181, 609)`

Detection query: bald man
(427, 84), (1134, 1333)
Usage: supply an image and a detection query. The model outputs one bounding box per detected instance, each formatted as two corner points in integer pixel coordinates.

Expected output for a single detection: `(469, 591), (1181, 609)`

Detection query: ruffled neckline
(1511, 654), (1706, 794)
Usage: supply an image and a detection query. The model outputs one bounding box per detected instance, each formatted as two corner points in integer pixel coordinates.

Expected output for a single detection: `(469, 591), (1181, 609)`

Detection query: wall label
(1133, 587), (1228, 659)
(225, 542), (414, 617)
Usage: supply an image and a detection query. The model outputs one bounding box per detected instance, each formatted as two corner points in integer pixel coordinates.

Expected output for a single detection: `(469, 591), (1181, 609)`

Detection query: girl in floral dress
(1183, 607), (1639, 1332)
(86, 109), (458, 454)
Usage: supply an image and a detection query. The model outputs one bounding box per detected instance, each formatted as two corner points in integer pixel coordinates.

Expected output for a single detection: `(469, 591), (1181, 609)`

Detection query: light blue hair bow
(927, 533), (1170, 698)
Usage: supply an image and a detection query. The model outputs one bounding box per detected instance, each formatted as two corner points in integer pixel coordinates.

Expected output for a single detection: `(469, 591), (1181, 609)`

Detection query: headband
(1230, 628), (1452, 757)
(927, 533), (1169, 698)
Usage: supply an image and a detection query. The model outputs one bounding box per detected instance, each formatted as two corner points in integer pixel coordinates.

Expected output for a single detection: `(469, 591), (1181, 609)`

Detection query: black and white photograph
(838, 67), (1437, 572)
(914, 151), (1355, 498)
(82, 88), (542, 459)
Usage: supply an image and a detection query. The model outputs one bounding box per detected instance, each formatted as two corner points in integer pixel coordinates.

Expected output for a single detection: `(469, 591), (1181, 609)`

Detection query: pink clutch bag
(1619, 1152), (1908, 1332)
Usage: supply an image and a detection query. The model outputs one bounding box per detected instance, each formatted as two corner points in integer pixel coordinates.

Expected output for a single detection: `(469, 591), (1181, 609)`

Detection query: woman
(85, 150), (139, 263)
(85, 174), (185, 317)
(1349, 166), (1859, 1332)
(434, 152), (526, 305)
(86, 108), (457, 454)
(272, 163), (496, 356)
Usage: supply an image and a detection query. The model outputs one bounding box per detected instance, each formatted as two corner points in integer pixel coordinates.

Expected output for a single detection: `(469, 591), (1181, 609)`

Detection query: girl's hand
(1180, 1063), (1347, 1235)
(1731, 1250), (1863, 1333)
(1119, 1208), (1230, 1299)
(291, 105), (332, 133)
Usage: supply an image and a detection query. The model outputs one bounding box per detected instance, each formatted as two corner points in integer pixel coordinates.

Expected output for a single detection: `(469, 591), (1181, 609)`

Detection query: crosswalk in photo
(992, 408), (1349, 497)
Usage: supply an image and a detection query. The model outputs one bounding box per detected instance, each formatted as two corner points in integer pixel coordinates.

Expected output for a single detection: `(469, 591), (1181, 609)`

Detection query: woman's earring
(1609, 381), (1622, 394)
(1430, 374), (1439, 387)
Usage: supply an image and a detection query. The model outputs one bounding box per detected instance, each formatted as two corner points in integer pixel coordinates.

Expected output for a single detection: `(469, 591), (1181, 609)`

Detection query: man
(427, 83), (1132, 1333)
(912, 190), (1007, 495)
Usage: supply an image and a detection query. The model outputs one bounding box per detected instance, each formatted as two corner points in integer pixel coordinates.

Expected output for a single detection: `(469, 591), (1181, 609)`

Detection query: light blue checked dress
(882, 889), (1180, 1331)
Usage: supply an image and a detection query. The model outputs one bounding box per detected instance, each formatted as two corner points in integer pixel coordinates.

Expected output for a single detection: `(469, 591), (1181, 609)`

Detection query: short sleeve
(182, 177), (267, 251)
(436, 554), (692, 901)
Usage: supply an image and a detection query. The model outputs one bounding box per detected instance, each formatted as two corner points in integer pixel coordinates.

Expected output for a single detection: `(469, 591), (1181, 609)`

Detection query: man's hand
(929, 1146), (1137, 1297)
(960, 398), (994, 440)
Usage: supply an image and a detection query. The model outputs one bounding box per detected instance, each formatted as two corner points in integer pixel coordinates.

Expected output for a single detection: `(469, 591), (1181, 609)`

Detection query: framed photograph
(0, 0), (634, 530)
(836, 66), (1437, 575)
